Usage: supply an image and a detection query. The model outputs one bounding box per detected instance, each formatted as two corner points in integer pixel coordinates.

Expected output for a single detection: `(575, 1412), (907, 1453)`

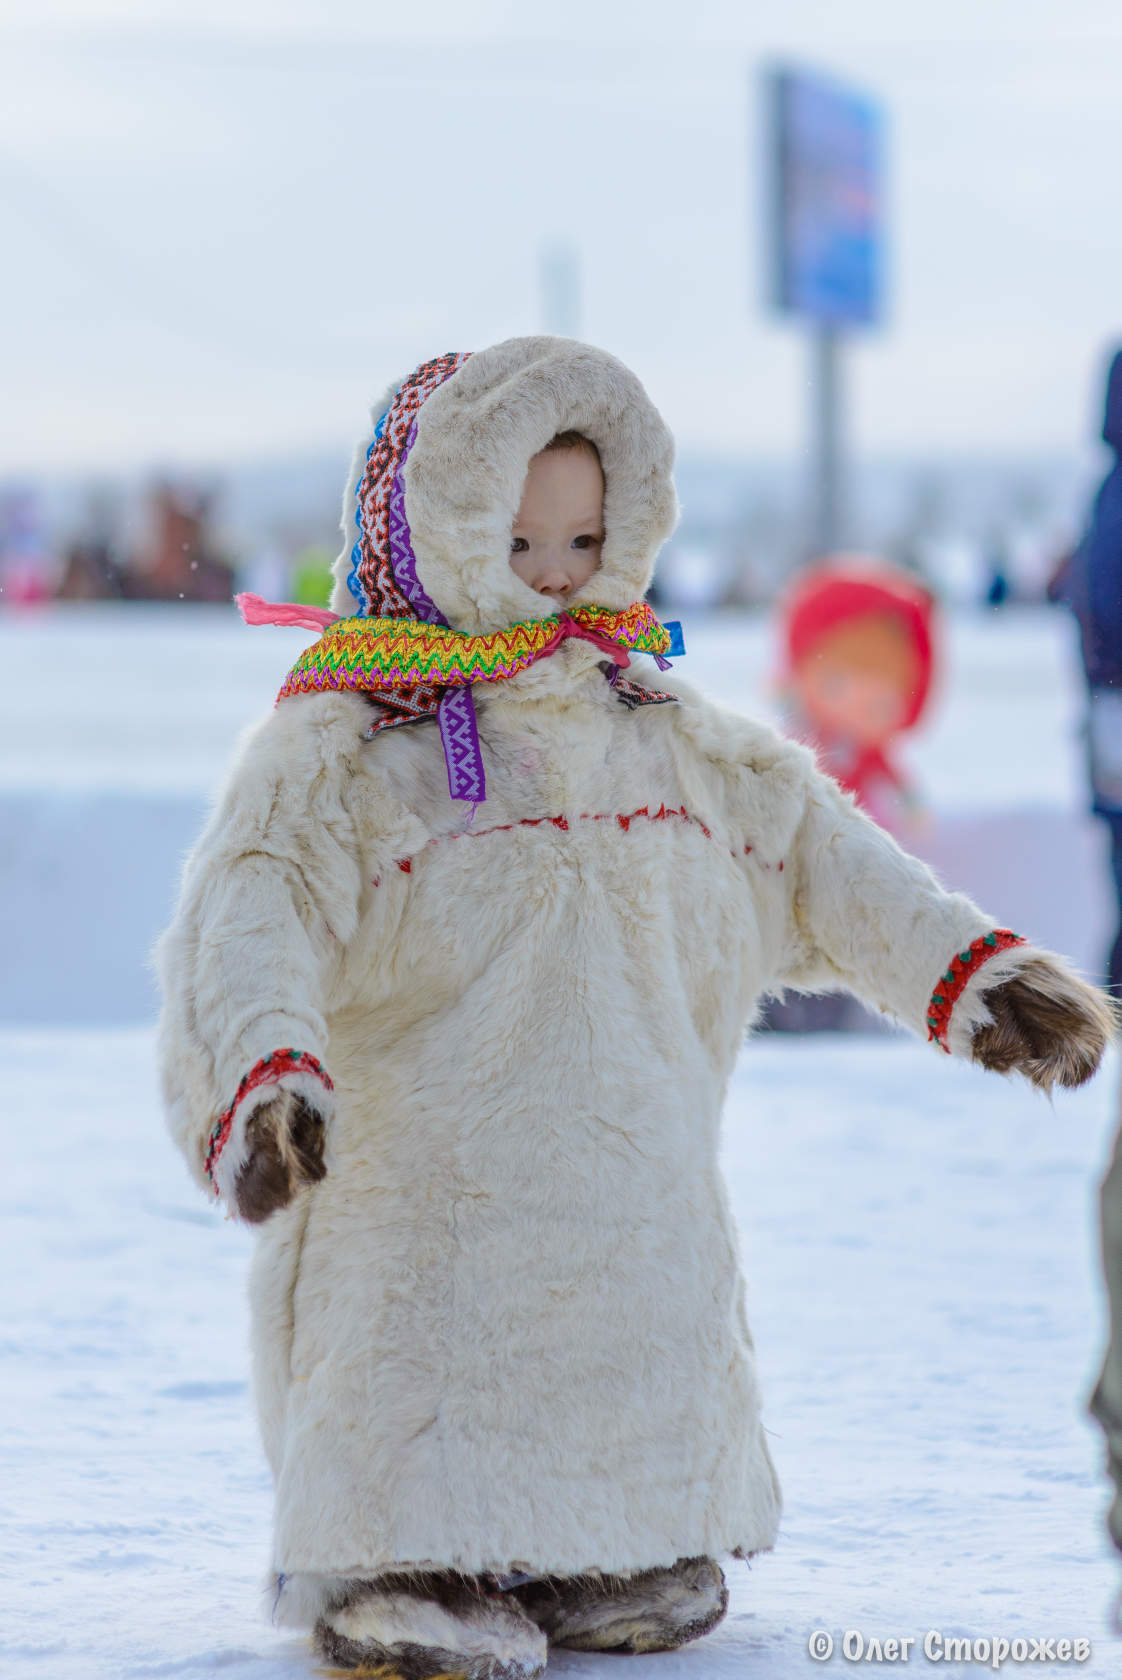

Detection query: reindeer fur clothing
(155, 338), (1096, 1630)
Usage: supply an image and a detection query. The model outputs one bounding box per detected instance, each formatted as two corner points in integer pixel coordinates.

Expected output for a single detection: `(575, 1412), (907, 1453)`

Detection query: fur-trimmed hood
(330, 336), (678, 634)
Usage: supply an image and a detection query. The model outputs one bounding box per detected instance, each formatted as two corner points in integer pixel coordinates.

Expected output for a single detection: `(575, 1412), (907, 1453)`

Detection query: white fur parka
(155, 339), (1078, 1628)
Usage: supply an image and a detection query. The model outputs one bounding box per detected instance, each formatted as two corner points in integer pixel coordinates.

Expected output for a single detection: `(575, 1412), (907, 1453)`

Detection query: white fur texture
(155, 339), (1101, 1620)
(329, 337), (678, 630)
(155, 661), (1053, 1604)
(153, 698), (363, 1195)
(268, 1568), (352, 1631)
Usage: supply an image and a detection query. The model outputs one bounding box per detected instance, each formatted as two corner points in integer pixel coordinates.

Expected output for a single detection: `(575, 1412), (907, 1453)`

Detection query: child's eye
(510, 537), (529, 554)
(571, 534), (603, 550)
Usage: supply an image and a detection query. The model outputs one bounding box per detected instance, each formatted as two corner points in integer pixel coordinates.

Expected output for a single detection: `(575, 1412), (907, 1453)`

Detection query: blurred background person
(1050, 346), (1122, 1000)
(1091, 1071), (1122, 1582)
(776, 559), (935, 841)
(55, 488), (127, 600)
(123, 481), (234, 603)
(760, 558), (935, 1034)
(1070, 345), (1122, 1592)
(0, 487), (55, 604)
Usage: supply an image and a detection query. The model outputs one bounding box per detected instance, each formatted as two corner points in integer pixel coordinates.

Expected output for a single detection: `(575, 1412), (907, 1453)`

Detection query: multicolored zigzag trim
(348, 352), (472, 619)
(276, 602), (674, 700)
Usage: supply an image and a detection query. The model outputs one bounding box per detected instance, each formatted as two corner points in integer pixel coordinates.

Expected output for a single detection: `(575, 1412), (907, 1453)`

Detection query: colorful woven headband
(239, 350), (683, 805)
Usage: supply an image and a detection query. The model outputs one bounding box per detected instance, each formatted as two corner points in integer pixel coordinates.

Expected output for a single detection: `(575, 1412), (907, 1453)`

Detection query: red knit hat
(781, 559), (936, 731)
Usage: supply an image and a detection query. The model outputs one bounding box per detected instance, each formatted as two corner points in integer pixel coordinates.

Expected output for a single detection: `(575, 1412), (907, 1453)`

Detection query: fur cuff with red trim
(926, 930), (1027, 1054)
(204, 1049), (334, 1207)
(927, 931), (1115, 1090)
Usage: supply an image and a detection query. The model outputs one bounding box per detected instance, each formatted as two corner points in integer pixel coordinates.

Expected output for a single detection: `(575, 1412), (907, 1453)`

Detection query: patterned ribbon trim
(275, 601), (674, 699)
(926, 929), (1027, 1052)
(347, 351), (473, 619)
(204, 1049), (334, 1195)
(259, 348), (685, 807)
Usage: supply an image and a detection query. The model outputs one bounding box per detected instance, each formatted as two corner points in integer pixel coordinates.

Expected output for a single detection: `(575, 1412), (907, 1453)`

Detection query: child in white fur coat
(156, 338), (1114, 1679)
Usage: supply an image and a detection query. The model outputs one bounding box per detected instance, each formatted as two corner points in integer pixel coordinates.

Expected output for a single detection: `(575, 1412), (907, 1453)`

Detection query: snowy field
(3, 601), (1122, 1676)
(3, 1033), (1121, 1678)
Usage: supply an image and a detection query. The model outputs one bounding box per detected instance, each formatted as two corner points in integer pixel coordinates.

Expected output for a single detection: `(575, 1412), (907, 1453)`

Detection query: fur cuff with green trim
(930, 935), (1114, 1091)
(205, 1050), (334, 1207)
(926, 930), (1026, 1053)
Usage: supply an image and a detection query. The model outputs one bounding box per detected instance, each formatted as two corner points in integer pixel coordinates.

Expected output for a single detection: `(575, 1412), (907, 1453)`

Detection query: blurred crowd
(0, 471), (1082, 618)
(0, 481), (335, 609)
(0, 482), (231, 604)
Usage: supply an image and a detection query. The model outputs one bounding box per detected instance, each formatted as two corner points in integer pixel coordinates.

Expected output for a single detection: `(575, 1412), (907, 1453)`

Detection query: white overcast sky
(2, 0), (1122, 472)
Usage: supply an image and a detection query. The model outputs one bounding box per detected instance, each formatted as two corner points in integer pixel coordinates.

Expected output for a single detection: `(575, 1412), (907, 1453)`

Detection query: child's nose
(535, 560), (574, 597)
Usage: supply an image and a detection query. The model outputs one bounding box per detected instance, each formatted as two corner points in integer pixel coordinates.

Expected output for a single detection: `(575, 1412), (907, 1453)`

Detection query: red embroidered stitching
(926, 929), (1027, 1053)
(204, 1049), (334, 1196)
(379, 804), (778, 879)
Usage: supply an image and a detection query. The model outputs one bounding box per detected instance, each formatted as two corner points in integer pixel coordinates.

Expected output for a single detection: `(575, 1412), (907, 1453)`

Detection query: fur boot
(511, 1555), (729, 1652)
(313, 1571), (547, 1679)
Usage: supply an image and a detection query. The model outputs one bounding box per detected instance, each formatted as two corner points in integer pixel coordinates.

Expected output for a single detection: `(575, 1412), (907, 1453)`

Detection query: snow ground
(3, 1031), (1121, 1679)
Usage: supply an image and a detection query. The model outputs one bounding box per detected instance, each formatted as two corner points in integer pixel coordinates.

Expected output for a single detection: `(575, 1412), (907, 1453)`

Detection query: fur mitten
(968, 952), (1117, 1092)
(211, 1087), (328, 1221)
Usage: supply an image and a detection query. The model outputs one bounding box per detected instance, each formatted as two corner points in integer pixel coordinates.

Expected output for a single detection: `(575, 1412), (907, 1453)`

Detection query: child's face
(508, 446), (604, 601)
(794, 614), (920, 748)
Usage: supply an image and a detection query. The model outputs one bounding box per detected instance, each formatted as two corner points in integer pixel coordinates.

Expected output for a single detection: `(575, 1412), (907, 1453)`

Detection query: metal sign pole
(541, 243), (581, 340)
(765, 64), (881, 564)
(812, 326), (843, 555)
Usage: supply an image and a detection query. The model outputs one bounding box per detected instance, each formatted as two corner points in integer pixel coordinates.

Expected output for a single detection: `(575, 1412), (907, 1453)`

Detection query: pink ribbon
(538, 610), (632, 668)
(236, 592), (339, 632)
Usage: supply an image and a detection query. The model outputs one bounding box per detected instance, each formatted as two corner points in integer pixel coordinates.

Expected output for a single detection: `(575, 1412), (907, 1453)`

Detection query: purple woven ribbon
(389, 422), (487, 804)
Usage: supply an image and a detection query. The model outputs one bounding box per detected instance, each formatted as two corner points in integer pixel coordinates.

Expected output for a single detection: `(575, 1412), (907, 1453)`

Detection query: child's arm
(154, 698), (367, 1218)
(780, 772), (1115, 1087)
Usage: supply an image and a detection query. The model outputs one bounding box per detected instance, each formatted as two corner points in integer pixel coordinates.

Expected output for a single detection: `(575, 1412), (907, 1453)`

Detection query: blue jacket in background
(1052, 350), (1122, 817)
(1074, 350), (1122, 690)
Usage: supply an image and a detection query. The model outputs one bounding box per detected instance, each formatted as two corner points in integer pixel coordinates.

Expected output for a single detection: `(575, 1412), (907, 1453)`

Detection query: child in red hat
(780, 560), (935, 838)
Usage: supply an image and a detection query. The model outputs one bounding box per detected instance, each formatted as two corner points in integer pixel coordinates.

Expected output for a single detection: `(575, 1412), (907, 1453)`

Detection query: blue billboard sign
(768, 67), (884, 327)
